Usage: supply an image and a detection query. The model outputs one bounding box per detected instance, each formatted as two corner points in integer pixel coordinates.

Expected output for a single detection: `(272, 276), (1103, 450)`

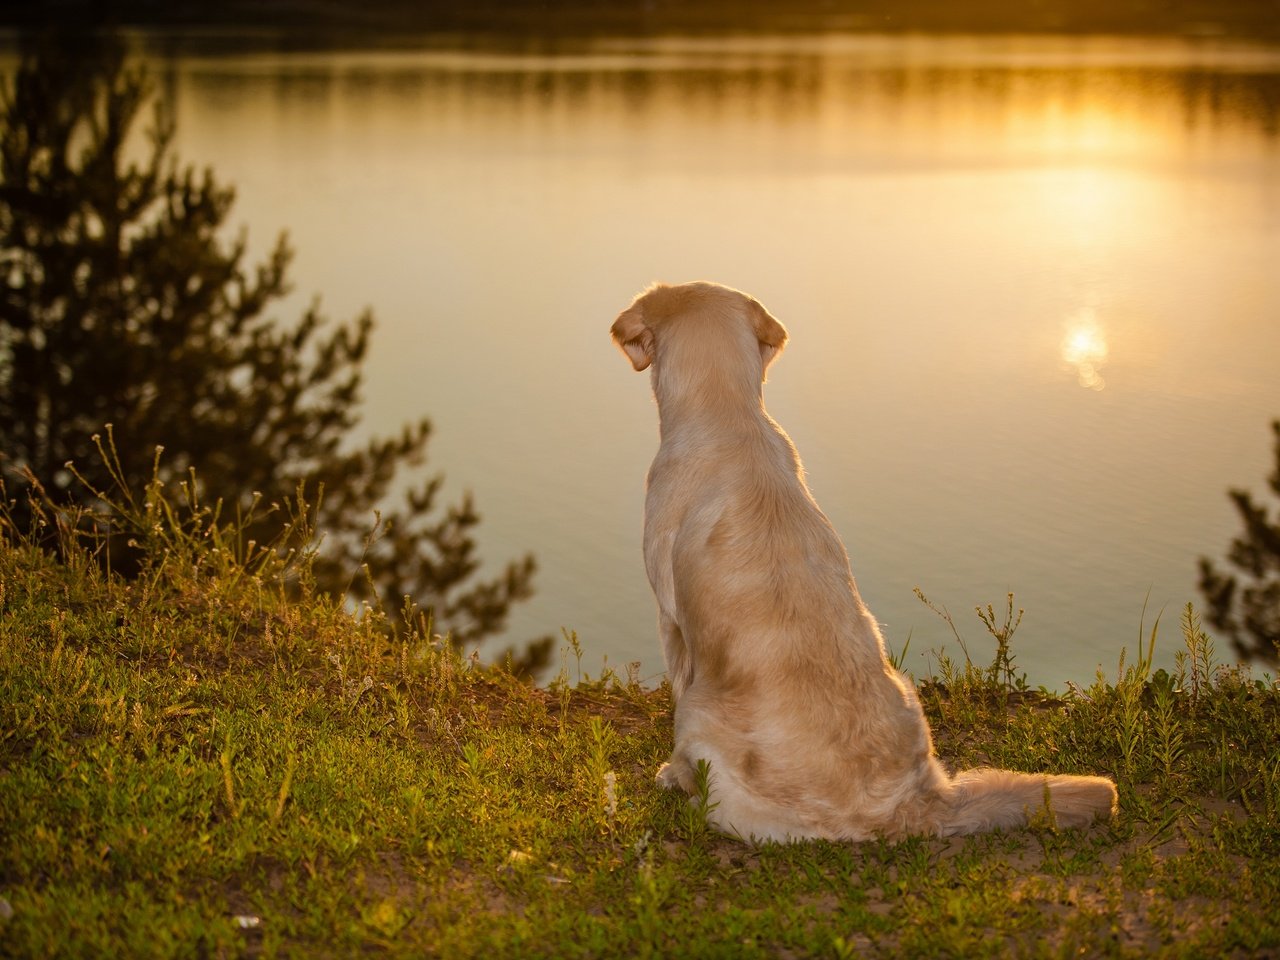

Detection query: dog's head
(610, 282), (788, 385)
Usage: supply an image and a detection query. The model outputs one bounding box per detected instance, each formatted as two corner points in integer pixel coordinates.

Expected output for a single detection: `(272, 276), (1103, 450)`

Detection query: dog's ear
(749, 298), (788, 375)
(610, 306), (654, 372)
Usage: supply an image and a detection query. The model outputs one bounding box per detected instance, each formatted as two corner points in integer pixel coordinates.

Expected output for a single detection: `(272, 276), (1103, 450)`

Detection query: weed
(975, 593), (1025, 691)
(886, 632), (912, 674)
(915, 588), (1031, 700)
(682, 758), (721, 845)
(1176, 601), (1217, 705)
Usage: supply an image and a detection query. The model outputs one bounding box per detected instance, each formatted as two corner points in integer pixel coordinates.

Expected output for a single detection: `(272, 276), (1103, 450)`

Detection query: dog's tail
(937, 767), (1117, 836)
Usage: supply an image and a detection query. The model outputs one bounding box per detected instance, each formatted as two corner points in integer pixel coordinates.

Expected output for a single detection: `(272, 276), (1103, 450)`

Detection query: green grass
(2, 478), (1278, 958)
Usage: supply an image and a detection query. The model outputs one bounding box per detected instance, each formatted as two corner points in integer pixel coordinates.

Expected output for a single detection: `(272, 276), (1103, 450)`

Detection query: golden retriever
(611, 280), (1117, 842)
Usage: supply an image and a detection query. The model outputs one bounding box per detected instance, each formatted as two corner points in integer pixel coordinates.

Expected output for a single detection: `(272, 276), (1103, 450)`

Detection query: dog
(611, 280), (1117, 841)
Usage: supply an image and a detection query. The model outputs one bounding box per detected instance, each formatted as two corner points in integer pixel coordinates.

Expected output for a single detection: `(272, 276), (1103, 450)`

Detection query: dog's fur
(611, 280), (1117, 842)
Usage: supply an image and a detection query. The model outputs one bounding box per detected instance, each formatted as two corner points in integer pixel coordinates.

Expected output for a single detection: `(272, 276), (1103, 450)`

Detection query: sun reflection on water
(1062, 310), (1109, 390)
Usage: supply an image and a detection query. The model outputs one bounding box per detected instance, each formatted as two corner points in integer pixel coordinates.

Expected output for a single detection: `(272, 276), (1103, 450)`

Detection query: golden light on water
(1062, 310), (1109, 390)
(134, 32), (1280, 690)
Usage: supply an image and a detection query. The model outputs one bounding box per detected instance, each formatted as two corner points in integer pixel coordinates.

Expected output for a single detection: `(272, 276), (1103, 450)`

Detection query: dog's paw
(655, 762), (680, 789)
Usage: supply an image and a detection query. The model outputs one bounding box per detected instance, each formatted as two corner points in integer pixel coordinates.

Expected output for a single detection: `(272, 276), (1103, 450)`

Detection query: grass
(1, 469), (1279, 958)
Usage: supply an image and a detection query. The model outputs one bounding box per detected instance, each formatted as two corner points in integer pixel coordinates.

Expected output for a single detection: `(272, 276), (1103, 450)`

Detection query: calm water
(74, 35), (1280, 685)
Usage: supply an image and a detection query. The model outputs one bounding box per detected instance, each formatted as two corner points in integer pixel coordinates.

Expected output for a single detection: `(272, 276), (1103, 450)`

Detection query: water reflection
(1062, 310), (1109, 390)
(156, 34), (1280, 152)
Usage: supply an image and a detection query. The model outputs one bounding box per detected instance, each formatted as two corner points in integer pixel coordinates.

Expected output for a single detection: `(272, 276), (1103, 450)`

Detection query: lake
(52, 32), (1280, 686)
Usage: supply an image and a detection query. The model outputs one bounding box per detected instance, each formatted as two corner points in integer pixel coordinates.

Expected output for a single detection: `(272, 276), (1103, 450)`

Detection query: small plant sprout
(585, 716), (620, 832)
(1176, 602), (1217, 705)
(682, 758), (721, 843)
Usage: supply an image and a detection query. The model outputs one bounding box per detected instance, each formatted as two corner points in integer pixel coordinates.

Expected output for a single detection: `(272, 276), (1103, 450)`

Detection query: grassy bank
(1, 485), (1278, 958)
